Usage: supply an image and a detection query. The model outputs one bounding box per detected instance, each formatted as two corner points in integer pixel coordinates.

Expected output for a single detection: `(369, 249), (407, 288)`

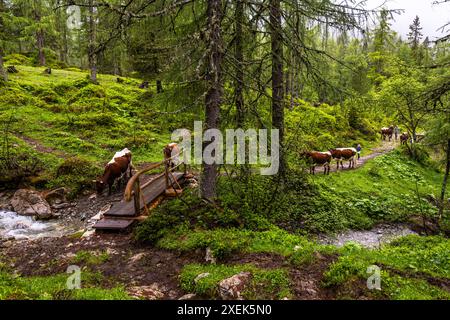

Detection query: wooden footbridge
(93, 149), (189, 231)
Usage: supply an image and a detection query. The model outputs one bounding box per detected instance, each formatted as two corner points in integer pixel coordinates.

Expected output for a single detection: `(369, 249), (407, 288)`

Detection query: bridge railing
(124, 147), (188, 216)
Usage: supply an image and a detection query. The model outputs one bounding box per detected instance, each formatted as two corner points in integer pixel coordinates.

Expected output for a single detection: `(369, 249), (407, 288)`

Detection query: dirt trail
(314, 139), (398, 174)
(0, 233), (204, 299)
(15, 133), (69, 159)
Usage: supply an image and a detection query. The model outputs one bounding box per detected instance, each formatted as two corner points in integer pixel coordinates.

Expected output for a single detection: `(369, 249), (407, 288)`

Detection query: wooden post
(133, 178), (141, 215)
(183, 149), (187, 175)
(165, 161), (170, 190)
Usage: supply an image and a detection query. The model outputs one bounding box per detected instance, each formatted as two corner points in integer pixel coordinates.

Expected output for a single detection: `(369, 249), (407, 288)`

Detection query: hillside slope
(0, 65), (172, 194)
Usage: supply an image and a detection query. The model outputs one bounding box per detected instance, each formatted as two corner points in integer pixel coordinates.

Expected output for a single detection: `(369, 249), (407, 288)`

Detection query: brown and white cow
(400, 132), (410, 145)
(95, 148), (133, 195)
(329, 148), (357, 170)
(303, 151), (332, 175)
(163, 143), (181, 169)
(381, 126), (394, 141)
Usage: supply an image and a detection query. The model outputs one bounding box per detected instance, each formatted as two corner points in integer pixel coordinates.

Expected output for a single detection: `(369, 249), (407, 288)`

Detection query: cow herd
(95, 122), (419, 193)
(303, 148), (357, 175)
(304, 124), (418, 175)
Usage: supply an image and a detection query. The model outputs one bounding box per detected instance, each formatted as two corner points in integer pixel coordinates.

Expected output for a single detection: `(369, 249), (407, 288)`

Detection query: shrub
(72, 113), (116, 129)
(35, 87), (59, 104)
(3, 53), (33, 66)
(0, 86), (30, 106)
(54, 156), (99, 196)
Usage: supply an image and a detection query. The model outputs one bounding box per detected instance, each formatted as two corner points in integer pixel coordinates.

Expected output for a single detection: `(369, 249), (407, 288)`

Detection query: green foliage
(307, 151), (442, 232)
(3, 53), (33, 66)
(0, 265), (130, 300)
(71, 250), (110, 266)
(180, 264), (291, 299)
(323, 235), (450, 300)
(53, 156), (99, 197)
(154, 224), (330, 264)
(0, 65), (173, 193)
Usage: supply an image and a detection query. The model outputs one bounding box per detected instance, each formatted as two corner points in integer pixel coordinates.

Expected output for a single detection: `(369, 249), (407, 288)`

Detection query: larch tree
(201, 0), (223, 200)
(87, 0), (97, 83)
(33, 0), (46, 66)
(269, 0), (285, 176)
(0, 0), (8, 81)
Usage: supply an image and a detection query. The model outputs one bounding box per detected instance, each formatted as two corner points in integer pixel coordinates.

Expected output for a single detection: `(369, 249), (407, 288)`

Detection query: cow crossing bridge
(93, 149), (189, 231)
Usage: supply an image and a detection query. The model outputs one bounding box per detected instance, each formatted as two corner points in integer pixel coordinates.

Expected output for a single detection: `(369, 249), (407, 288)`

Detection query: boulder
(205, 247), (216, 264)
(127, 284), (165, 300)
(129, 252), (146, 264)
(10, 189), (53, 219)
(194, 272), (211, 283)
(43, 187), (67, 206)
(178, 293), (197, 300)
(0, 191), (14, 211)
(81, 229), (95, 238)
(218, 272), (252, 300)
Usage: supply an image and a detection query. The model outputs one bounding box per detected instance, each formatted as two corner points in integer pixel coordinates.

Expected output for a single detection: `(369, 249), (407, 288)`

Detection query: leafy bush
(35, 87), (60, 104)
(323, 235), (450, 299)
(4, 53), (33, 66)
(53, 156), (99, 197)
(0, 264), (130, 300)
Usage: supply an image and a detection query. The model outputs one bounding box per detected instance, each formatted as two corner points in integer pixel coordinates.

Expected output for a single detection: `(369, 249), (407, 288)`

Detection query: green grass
(180, 263), (291, 299)
(156, 224), (336, 264)
(323, 235), (450, 300)
(0, 264), (131, 300)
(71, 250), (110, 266)
(303, 150), (444, 232)
(0, 64), (173, 193)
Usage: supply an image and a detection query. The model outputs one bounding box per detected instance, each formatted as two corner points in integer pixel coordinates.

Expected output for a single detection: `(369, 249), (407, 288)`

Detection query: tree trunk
(200, 0), (223, 200)
(438, 139), (450, 224)
(0, 49), (7, 82)
(36, 29), (45, 66)
(156, 80), (163, 93)
(61, 12), (68, 63)
(88, 0), (97, 83)
(270, 0), (285, 175)
(0, 0), (6, 81)
(234, 0), (245, 127)
(34, 2), (46, 67)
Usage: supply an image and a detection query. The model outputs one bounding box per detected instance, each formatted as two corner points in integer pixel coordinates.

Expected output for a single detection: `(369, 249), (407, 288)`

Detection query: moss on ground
(180, 263), (291, 299)
(323, 235), (450, 300)
(0, 263), (131, 300)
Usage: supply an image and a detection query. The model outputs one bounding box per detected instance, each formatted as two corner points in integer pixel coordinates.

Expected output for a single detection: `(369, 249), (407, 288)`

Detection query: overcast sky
(363, 0), (450, 41)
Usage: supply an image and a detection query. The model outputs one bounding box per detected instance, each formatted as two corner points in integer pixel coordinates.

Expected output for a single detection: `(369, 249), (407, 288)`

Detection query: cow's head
(94, 178), (105, 194)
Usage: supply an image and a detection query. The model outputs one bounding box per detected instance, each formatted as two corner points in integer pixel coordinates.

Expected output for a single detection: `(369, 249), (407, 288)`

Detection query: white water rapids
(318, 223), (417, 248)
(0, 210), (67, 240)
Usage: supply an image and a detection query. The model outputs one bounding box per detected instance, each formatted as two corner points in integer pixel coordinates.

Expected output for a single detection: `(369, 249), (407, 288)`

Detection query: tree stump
(7, 66), (18, 73)
(139, 81), (149, 89)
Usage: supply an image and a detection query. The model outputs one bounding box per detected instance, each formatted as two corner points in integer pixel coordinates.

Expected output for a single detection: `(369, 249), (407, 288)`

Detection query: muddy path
(0, 233), (205, 299)
(313, 138), (398, 174)
(14, 133), (70, 159)
(0, 233), (342, 300)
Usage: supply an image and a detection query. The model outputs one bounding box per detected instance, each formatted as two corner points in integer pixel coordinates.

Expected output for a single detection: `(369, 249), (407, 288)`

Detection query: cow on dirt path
(329, 148), (357, 170)
(381, 126), (394, 141)
(302, 151), (332, 175)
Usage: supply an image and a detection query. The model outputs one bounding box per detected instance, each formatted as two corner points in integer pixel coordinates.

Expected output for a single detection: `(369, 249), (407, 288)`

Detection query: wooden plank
(104, 172), (184, 217)
(93, 218), (134, 230)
